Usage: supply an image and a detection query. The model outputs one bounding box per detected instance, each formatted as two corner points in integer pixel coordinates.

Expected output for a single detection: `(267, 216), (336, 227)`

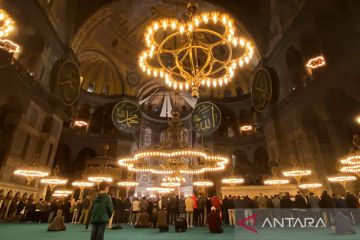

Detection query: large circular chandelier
(138, 3), (254, 98)
(282, 168), (311, 185)
(118, 112), (228, 175)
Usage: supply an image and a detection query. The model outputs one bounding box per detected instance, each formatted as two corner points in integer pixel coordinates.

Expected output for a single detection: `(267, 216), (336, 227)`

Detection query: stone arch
(285, 46), (306, 88)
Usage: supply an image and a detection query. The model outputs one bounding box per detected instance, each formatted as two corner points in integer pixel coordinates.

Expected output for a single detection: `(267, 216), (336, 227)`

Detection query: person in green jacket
(90, 181), (113, 240)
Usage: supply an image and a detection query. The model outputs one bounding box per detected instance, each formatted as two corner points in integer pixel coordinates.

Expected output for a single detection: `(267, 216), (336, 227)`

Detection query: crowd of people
(1, 185), (360, 238)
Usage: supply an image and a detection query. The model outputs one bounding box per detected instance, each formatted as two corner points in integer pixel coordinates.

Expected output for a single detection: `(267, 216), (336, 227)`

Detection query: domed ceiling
(71, 0), (260, 100)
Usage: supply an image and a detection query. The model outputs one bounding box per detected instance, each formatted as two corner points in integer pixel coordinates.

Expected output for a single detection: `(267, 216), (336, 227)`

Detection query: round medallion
(112, 101), (142, 133)
(251, 68), (273, 112)
(54, 60), (81, 105)
(126, 72), (140, 86)
(192, 102), (221, 136)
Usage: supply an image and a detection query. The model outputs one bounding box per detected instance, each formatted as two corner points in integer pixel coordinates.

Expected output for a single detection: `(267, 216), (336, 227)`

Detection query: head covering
(211, 206), (216, 211)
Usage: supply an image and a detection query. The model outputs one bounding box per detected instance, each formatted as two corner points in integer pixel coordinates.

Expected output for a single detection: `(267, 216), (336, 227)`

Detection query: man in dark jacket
(197, 193), (205, 226)
(90, 182), (113, 240)
(169, 195), (178, 224)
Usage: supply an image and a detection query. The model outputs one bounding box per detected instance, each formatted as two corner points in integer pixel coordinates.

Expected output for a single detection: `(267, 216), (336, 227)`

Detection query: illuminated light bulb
(159, 71), (164, 78)
(231, 62), (237, 69)
(229, 28), (235, 36)
(153, 70), (158, 77)
(146, 68), (151, 76)
(153, 22), (159, 31)
(229, 68), (234, 78)
(201, 80), (206, 86)
(232, 37), (238, 46)
(161, 19), (168, 29)
(179, 24), (185, 33)
(212, 13), (218, 23)
(239, 38), (245, 47)
(194, 17), (200, 26)
(202, 13), (209, 23)
(221, 14), (228, 24)
(165, 73), (170, 81)
(218, 79), (223, 87)
(238, 59), (244, 67)
(227, 19), (234, 28)
(179, 83), (183, 90)
(244, 56), (249, 64)
(185, 83), (189, 90)
(149, 50), (154, 58)
(227, 34), (233, 41)
(224, 77), (229, 85)
(141, 66), (146, 72)
(212, 80), (217, 87)
(188, 23), (194, 32)
(147, 27), (153, 34)
(171, 20), (177, 30)
(173, 82), (178, 89)
(206, 80), (211, 87)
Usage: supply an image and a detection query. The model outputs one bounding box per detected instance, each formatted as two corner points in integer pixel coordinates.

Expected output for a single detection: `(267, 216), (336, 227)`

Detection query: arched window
(87, 82), (96, 92)
(144, 128), (152, 147)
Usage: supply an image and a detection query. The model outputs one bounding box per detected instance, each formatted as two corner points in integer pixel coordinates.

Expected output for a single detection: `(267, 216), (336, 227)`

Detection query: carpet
(0, 223), (359, 240)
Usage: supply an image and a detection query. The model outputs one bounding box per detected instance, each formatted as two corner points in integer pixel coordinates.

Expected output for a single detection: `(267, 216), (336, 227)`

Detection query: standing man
(197, 193), (205, 226)
(90, 182), (113, 240)
(79, 196), (91, 224)
(185, 195), (194, 228)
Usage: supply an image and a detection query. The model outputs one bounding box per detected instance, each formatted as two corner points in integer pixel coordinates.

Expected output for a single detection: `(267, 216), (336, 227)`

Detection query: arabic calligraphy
(192, 102), (221, 135)
(112, 101), (141, 133)
(251, 68), (272, 112)
(56, 61), (80, 105)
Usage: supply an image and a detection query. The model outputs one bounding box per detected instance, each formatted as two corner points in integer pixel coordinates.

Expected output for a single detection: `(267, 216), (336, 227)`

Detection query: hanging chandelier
(40, 165), (68, 190)
(54, 189), (73, 195)
(298, 183), (322, 190)
(14, 165), (49, 185)
(327, 175), (357, 190)
(264, 178), (290, 185)
(88, 176), (113, 185)
(222, 177), (244, 185)
(72, 180), (94, 188)
(193, 180), (213, 187)
(117, 181), (139, 187)
(41, 177), (68, 190)
(0, 9), (20, 53)
(282, 168), (311, 185)
(138, 2), (254, 98)
(118, 112), (228, 175)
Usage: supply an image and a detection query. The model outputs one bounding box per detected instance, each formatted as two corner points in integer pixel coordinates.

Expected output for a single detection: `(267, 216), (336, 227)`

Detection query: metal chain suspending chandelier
(138, 1), (255, 98)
